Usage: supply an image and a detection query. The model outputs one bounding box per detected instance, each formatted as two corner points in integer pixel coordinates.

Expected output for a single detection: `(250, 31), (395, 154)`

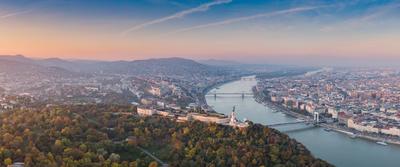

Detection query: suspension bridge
(267, 112), (324, 127)
(267, 120), (310, 127)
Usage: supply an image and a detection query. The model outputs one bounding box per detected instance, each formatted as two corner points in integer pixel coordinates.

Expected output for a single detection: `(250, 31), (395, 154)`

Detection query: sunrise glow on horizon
(1, 0), (400, 65)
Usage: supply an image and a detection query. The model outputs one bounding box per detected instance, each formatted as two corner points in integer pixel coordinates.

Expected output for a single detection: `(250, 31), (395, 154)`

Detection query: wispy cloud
(0, 9), (33, 19)
(121, 0), (232, 35)
(320, 3), (400, 32)
(354, 3), (400, 24)
(166, 6), (326, 35)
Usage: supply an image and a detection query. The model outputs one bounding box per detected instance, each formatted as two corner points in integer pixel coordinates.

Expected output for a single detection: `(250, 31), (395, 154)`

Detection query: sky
(0, 0), (399, 66)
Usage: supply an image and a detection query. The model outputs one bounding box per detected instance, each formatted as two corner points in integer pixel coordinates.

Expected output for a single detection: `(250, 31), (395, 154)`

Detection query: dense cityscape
(255, 68), (400, 144)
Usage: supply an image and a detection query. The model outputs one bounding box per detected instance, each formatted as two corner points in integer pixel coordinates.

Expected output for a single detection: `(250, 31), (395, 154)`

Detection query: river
(206, 77), (400, 167)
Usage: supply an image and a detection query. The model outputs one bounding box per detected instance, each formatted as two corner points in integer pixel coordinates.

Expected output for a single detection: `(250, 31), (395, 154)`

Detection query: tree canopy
(0, 105), (332, 167)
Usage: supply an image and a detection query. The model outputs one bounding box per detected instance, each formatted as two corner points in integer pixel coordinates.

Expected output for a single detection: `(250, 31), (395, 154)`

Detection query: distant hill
(0, 59), (40, 73)
(0, 57), (81, 78)
(197, 59), (301, 73)
(0, 55), (32, 63)
(0, 55), (83, 71)
(0, 55), (313, 77)
(0, 55), (229, 76)
(91, 57), (228, 76)
(197, 59), (242, 66)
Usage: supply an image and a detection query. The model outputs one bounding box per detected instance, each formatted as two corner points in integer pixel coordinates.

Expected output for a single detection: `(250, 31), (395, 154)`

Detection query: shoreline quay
(257, 96), (400, 146)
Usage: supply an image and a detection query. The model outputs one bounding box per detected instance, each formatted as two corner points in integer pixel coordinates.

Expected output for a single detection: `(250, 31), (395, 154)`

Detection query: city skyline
(1, 0), (400, 66)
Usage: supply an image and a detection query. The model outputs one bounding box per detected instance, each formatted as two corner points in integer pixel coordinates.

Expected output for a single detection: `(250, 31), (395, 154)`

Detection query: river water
(206, 78), (400, 167)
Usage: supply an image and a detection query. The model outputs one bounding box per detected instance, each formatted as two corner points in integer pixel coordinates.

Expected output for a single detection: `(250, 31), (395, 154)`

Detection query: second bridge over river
(206, 91), (254, 98)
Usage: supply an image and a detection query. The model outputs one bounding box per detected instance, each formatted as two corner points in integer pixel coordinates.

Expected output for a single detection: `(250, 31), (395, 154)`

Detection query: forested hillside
(0, 105), (332, 167)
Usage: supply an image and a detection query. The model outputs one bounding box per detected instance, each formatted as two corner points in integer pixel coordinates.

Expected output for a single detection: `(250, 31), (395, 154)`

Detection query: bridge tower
(241, 92), (245, 99)
(313, 112), (320, 124)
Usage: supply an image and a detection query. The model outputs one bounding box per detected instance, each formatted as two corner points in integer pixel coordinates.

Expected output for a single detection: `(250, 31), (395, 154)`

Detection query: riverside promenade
(258, 95), (400, 146)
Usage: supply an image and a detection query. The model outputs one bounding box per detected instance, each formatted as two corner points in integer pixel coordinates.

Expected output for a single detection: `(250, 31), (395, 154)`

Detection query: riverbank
(255, 91), (400, 146)
(320, 123), (400, 146)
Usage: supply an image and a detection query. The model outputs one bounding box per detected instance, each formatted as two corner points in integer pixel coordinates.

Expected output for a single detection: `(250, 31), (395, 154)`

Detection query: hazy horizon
(3, 54), (400, 68)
